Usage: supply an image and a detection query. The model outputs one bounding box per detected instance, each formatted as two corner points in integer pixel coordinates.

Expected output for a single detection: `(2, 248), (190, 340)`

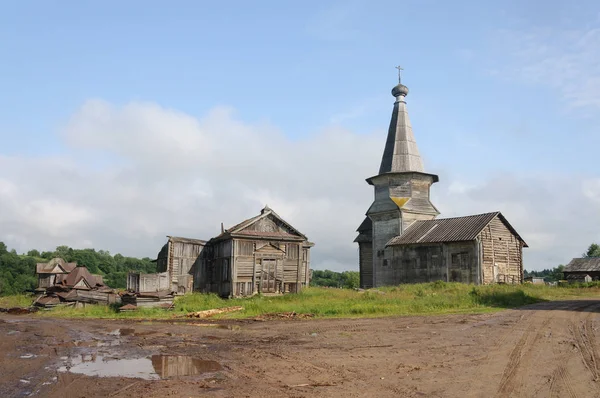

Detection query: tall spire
(378, 70), (424, 174)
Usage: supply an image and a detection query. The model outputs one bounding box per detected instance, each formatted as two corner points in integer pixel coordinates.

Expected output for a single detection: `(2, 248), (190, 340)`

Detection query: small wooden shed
(195, 206), (314, 297)
(155, 236), (207, 294)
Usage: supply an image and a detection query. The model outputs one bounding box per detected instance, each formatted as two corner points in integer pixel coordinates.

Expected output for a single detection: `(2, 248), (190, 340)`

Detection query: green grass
(6, 282), (599, 320)
(0, 294), (35, 308)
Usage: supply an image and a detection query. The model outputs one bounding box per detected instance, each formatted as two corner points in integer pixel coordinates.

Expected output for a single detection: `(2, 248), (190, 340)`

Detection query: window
(451, 252), (470, 270)
(237, 241), (254, 256)
(383, 259), (389, 266)
(286, 244), (299, 259)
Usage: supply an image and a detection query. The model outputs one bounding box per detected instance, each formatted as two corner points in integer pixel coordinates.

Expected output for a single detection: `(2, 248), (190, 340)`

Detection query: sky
(1, 0), (600, 271)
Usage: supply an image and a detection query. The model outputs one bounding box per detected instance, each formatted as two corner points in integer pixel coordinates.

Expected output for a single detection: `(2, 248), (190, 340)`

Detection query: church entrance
(260, 259), (277, 293)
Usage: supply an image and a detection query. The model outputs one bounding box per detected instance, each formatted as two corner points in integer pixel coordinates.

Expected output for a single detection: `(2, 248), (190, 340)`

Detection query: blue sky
(1, 1), (600, 271)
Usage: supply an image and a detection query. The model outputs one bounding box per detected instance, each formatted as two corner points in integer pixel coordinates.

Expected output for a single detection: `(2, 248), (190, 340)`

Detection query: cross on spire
(395, 65), (404, 83)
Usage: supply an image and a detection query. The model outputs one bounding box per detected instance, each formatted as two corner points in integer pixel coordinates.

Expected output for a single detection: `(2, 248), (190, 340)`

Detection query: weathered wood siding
(479, 217), (523, 284)
(157, 239), (205, 294)
(38, 274), (55, 289)
(127, 271), (170, 293)
(202, 238), (311, 298)
(370, 211), (401, 287)
(390, 242), (478, 285)
(358, 242), (373, 288)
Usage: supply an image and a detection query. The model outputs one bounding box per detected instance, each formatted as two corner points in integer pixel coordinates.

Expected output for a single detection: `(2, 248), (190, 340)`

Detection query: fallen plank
(287, 382), (337, 388)
(186, 306), (243, 318)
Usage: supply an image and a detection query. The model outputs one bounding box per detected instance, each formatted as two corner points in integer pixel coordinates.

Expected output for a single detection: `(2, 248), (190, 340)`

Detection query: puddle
(58, 354), (222, 380)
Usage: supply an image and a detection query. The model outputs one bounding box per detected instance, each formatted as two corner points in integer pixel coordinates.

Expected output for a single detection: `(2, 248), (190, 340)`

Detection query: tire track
(549, 301), (600, 397)
(496, 316), (552, 396)
(571, 315), (600, 382)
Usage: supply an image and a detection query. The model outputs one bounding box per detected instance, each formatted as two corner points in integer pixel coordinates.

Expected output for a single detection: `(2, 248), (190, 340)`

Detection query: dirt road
(2, 299), (600, 397)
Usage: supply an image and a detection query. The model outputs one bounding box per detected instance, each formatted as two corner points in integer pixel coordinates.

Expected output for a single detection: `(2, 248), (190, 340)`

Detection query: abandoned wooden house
(355, 74), (527, 288)
(34, 258), (118, 307)
(155, 236), (207, 294)
(563, 257), (600, 282)
(195, 206), (314, 297)
(35, 257), (77, 292)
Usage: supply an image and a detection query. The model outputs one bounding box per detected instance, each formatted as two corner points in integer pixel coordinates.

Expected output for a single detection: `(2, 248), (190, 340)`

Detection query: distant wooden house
(196, 206), (314, 297)
(36, 258), (77, 292)
(563, 258), (600, 281)
(155, 236), (207, 294)
(524, 276), (545, 285)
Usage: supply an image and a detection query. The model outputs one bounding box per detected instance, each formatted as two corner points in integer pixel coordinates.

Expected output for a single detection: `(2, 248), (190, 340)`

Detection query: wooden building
(386, 212), (527, 285)
(155, 236), (206, 294)
(36, 257), (77, 292)
(34, 259), (118, 307)
(563, 257), (600, 281)
(355, 75), (527, 287)
(195, 206), (314, 297)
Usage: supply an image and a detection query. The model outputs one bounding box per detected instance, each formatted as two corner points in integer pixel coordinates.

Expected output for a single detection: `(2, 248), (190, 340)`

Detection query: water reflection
(58, 354), (221, 380)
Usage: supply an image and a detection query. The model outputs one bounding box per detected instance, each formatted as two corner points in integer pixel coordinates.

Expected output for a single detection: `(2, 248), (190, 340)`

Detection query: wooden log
(186, 306), (243, 318)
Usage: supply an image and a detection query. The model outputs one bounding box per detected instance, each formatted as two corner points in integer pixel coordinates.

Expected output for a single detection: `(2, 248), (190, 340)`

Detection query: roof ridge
(431, 211), (500, 222)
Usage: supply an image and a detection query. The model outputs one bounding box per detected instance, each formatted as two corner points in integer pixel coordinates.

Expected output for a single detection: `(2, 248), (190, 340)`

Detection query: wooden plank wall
(359, 242), (374, 288)
(391, 242), (477, 285)
(229, 239), (308, 297)
(479, 217), (523, 284)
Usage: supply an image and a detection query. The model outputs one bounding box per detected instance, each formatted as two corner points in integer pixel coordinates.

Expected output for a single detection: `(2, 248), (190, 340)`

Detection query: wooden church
(195, 206), (314, 297)
(355, 75), (527, 288)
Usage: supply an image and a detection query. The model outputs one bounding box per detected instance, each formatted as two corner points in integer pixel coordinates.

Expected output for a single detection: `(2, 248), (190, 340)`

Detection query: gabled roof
(564, 257), (600, 273)
(36, 258), (77, 274)
(214, 206), (307, 241)
(386, 212), (528, 247)
(64, 267), (103, 288)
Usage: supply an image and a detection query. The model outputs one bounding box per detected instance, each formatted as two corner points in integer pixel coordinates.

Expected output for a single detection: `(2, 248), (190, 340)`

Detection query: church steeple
(378, 79), (424, 174)
(356, 68), (440, 289)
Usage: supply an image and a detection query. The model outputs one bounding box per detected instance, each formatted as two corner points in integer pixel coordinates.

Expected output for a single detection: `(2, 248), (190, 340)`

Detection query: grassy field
(3, 282), (599, 320)
(0, 294), (35, 308)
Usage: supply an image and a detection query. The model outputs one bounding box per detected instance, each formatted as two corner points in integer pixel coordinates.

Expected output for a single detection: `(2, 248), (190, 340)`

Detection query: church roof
(378, 82), (426, 174)
(386, 211), (528, 247)
(212, 206), (308, 241)
(564, 257), (600, 273)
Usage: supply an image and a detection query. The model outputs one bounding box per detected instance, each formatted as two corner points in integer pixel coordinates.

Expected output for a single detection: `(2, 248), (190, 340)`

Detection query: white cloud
(1, 101), (599, 271)
(489, 25), (600, 112)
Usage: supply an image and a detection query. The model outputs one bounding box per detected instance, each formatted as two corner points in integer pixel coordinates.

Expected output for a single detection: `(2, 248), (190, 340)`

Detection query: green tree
(27, 249), (40, 257)
(0, 242), (7, 254)
(585, 243), (600, 257)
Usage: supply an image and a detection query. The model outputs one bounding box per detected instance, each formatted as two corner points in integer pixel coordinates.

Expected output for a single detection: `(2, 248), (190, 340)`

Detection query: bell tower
(355, 69), (439, 288)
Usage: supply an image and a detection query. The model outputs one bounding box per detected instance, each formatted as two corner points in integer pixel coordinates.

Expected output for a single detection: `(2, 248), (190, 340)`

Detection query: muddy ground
(2, 300), (600, 397)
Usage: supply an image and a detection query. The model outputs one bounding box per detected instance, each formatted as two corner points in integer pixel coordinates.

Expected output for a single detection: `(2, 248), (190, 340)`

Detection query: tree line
(0, 242), (156, 296)
(310, 269), (360, 289)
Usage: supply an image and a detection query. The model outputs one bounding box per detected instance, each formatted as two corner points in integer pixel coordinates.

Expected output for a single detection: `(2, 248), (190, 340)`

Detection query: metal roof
(387, 211), (528, 247)
(564, 257), (600, 273)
